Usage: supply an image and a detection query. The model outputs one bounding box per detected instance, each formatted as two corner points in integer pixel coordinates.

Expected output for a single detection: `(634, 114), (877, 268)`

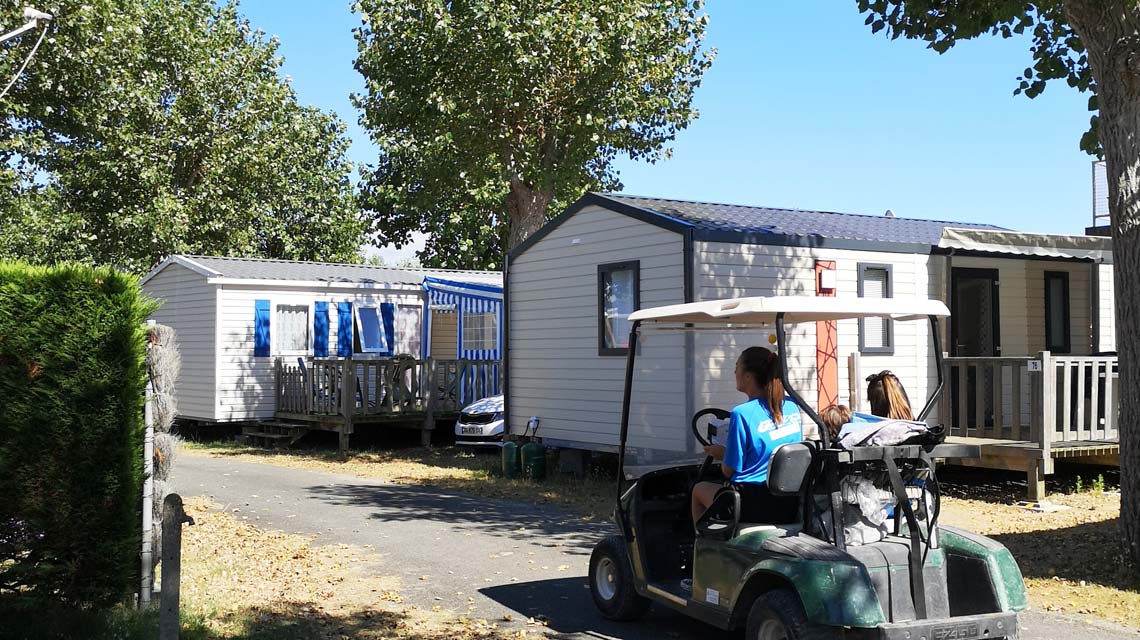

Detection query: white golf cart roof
(628, 295), (950, 325)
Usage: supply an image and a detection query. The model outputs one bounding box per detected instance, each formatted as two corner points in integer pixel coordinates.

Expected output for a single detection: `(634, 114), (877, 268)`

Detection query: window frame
(272, 300), (314, 357)
(857, 263), (895, 355)
(1044, 270), (1072, 354)
(597, 260), (641, 357)
(462, 309), (499, 354)
(353, 305), (389, 355)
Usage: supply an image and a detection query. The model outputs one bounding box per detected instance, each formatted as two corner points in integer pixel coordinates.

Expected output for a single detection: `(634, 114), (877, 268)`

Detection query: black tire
(745, 588), (841, 640)
(588, 534), (650, 621)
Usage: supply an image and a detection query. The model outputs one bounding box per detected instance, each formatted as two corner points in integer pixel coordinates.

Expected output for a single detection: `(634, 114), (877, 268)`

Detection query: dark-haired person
(690, 346), (803, 526)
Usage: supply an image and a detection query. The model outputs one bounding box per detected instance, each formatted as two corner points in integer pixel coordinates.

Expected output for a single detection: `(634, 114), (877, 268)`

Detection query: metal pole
(615, 321), (640, 539)
(159, 494), (194, 640)
(140, 320), (156, 607)
(917, 316), (945, 422)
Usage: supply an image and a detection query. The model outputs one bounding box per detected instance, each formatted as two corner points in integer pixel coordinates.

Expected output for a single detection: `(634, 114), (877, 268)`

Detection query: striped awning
(422, 276), (504, 362)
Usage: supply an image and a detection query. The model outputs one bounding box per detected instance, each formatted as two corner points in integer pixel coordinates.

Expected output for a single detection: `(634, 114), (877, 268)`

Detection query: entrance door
(951, 269), (1001, 357)
(950, 269), (1001, 429)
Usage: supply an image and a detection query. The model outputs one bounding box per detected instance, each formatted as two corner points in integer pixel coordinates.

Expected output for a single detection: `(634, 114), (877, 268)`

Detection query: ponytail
(867, 371), (914, 421)
(739, 346), (785, 424)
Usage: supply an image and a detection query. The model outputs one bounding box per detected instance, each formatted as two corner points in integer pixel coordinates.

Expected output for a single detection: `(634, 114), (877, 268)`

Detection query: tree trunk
(505, 177), (554, 249)
(1065, 0), (1140, 566)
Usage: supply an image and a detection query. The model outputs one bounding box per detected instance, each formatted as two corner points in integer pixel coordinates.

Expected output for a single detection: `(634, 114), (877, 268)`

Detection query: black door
(950, 269), (1001, 429)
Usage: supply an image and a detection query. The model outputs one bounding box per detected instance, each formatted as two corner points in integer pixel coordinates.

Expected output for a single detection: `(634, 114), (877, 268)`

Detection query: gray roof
(171, 255), (501, 288)
(597, 193), (1005, 247)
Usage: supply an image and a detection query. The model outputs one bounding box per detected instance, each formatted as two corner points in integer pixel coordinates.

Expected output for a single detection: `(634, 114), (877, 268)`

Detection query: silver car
(454, 395), (505, 446)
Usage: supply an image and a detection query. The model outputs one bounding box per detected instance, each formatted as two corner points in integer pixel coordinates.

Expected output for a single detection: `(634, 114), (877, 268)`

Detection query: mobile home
(506, 193), (1117, 497)
(142, 255), (503, 443)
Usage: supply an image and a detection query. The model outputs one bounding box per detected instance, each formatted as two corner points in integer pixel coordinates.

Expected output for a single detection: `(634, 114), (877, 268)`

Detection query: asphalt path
(173, 454), (1137, 640)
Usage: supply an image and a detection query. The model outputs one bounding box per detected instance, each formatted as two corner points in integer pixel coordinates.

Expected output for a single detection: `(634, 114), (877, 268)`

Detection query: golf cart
(588, 296), (1027, 639)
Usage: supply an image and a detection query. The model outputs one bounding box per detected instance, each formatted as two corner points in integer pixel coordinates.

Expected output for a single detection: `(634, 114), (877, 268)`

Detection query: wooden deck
(940, 352), (1120, 499)
(269, 356), (501, 450)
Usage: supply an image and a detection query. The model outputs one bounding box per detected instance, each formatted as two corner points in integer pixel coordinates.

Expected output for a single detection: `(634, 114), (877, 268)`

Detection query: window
(354, 306), (388, 354)
(598, 261), (640, 356)
(396, 305), (422, 356)
(1045, 271), (1071, 353)
(274, 304), (310, 354)
(858, 264), (893, 354)
(462, 311), (498, 353)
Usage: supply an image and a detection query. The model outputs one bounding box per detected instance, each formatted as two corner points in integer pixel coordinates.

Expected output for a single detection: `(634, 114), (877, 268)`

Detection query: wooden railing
(275, 357), (502, 418)
(940, 351), (1119, 453)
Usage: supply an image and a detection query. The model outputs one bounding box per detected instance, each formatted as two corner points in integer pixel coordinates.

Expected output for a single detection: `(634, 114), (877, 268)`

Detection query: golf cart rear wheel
(745, 588), (840, 640)
(589, 535), (650, 621)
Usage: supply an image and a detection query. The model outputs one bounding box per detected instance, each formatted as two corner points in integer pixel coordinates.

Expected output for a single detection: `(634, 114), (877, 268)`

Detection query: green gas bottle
(501, 441), (521, 479)
(520, 441), (547, 481)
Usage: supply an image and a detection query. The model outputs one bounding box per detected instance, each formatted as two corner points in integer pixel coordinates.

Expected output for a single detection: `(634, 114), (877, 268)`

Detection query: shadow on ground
(939, 462), (1120, 503)
(990, 517), (1137, 591)
(0, 597), (534, 640)
(305, 481), (612, 554)
(479, 577), (737, 640)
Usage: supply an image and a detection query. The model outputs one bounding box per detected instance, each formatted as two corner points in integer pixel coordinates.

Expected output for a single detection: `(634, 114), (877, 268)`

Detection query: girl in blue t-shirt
(691, 346), (803, 525)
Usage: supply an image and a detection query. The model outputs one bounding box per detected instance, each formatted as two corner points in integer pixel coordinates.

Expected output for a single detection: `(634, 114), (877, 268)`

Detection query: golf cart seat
(734, 442), (815, 539)
(698, 441), (816, 542)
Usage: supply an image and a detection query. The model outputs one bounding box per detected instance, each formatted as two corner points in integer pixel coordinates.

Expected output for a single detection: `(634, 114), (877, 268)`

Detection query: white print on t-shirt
(769, 424), (800, 440)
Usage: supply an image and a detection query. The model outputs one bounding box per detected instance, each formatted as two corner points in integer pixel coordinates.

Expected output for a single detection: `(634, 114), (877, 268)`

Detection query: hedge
(0, 263), (156, 607)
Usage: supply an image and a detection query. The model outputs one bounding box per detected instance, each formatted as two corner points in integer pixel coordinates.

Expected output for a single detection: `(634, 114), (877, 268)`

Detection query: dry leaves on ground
(940, 491), (1139, 628)
(180, 496), (540, 639)
(186, 445), (1140, 630)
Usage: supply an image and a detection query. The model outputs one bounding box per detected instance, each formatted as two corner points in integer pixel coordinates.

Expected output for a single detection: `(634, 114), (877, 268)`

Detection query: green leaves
(353, 0), (714, 268)
(854, 0), (1101, 155)
(0, 1), (366, 274)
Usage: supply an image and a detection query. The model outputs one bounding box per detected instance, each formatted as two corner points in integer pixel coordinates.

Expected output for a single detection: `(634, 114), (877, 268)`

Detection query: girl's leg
(691, 481), (723, 524)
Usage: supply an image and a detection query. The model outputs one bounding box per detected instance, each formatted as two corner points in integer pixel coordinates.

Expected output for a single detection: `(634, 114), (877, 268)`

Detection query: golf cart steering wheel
(692, 408), (730, 480)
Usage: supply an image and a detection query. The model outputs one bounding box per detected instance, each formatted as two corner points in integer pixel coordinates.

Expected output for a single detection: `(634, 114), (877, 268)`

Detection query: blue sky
(240, 1), (1097, 259)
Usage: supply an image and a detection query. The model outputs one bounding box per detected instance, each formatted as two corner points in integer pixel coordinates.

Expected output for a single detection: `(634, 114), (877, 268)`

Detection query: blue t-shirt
(723, 398), (803, 484)
(836, 411), (884, 440)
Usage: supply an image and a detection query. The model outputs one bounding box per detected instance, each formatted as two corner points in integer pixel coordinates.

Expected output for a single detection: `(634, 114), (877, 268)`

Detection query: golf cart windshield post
(615, 320), (641, 533)
(916, 316), (945, 421)
(775, 313), (848, 550)
(774, 314), (828, 449)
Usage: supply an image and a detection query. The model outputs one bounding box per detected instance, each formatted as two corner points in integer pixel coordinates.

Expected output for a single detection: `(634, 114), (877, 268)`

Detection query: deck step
(240, 422), (311, 449)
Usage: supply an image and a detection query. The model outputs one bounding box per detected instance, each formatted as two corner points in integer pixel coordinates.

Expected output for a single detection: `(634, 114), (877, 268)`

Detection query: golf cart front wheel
(589, 535), (650, 621)
(746, 588), (841, 640)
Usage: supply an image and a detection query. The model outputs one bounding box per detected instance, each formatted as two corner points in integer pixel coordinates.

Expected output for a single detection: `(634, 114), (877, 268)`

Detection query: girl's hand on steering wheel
(703, 444), (725, 460)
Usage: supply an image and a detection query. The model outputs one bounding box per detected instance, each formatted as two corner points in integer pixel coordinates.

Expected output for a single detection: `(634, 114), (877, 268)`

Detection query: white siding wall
(1025, 260), (1092, 355)
(949, 257), (1030, 357)
(508, 205), (686, 452)
(143, 264), (218, 421)
(949, 257), (1096, 357)
(216, 285), (424, 421)
(697, 243), (935, 424)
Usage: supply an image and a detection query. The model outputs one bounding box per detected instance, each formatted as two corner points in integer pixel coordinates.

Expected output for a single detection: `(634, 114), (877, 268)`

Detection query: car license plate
(460, 426), (483, 435)
(932, 623), (980, 640)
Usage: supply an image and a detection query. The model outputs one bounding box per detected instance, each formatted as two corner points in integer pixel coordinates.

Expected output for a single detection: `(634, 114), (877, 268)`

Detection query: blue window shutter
(380, 303), (396, 356)
(254, 300), (271, 357)
(337, 302), (353, 357)
(313, 302), (329, 357)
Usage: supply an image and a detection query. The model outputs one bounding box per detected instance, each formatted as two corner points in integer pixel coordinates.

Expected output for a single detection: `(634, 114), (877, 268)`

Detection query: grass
(1, 496), (541, 640)
(937, 471), (1137, 628)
